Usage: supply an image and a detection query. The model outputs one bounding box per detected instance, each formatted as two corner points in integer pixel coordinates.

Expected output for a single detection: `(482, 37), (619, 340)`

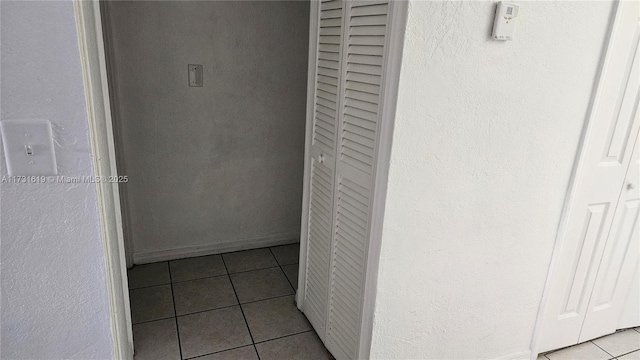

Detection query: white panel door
(580, 131), (640, 342)
(325, 1), (390, 359)
(302, 0), (344, 339)
(539, 1), (640, 352)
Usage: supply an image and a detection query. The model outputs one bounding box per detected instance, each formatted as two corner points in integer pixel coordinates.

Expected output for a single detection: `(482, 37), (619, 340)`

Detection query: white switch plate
(188, 64), (203, 87)
(0, 119), (58, 176)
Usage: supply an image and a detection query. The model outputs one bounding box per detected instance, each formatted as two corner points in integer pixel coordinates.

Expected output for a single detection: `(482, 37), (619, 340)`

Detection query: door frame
(74, 1), (133, 358)
(530, 1), (631, 357)
(296, 1), (409, 358)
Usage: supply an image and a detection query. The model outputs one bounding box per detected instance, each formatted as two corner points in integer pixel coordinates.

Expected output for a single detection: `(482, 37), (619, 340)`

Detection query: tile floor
(130, 243), (639, 360)
(539, 328), (640, 360)
(127, 243), (333, 360)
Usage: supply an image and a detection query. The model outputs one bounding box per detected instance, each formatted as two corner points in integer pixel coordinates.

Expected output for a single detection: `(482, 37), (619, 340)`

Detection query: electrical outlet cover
(0, 119), (58, 176)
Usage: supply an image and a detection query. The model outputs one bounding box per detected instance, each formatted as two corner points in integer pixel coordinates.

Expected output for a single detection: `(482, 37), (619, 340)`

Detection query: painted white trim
(73, 0), (133, 359)
(357, 1), (408, 359)
(134, 234), (300, 264)
(530, 2), (621, 359)
(297, 0), (321, 310)
(98, 1), (134, 269)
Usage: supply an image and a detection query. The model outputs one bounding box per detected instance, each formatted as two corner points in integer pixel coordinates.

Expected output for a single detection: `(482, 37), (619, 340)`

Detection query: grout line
(131, 315), (176, 326)
(253, 330), (314, 345)
(167, 262), (184, 360)
(268, 247), (296, 292)
(183, 344), (256, 360)
(591, 340), (614, 357)
(220, 255), (261, 360)
(131, 265), (283, 290)
(615, 349), (640, 358)
(238, 293), (296, 306)
(173, 293), (296, 320)
(225, 265), (281, 276)
(129, 282), (172, 291)
(171, 273), (229, 285)
(175, 304), (240, 318)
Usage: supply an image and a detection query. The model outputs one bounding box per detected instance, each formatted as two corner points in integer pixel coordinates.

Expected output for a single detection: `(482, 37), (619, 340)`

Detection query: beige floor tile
(132, 318), (180, 360)
(619, 350), (640, 359)
(546, 341), (611, 360)
(222, 249), (278, 273)
(196, 346), (259, 360)
(169, 255), (226, 282)
(130, 284), (174, 324)
(177, 306), (252, 359)
(270, 243), (300, 266)
(281, 264), (299, 290)
(128, 262), (170, 289)
(230, 267), (294, 303)
(173, 276), (237, 316)
(255, 331), (333, 360)
(242, 295), (311, 342)
(593, 330), (640, 357)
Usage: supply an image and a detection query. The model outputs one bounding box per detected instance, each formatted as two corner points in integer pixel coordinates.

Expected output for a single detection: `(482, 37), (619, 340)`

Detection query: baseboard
(492, 350), (532, 360)
(133, 232), (300, 264)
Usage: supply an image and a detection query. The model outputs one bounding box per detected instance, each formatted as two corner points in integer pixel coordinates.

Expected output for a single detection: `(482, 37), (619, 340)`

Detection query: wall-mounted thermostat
(492, 2), (519, 41)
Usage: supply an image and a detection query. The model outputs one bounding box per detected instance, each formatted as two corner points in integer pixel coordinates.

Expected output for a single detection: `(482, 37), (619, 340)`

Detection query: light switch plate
(188, 64), (203, 87)
(0, 119), (58, 176)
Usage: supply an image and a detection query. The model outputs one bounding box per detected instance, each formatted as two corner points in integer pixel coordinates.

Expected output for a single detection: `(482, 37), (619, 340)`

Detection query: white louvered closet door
(303, 1), (392, 359)
(327, 1), (390, 359)
(303, 0), (344, 340)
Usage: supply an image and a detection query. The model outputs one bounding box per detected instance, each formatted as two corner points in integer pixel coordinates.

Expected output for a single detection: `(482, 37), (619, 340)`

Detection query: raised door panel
(618, 266), (640, 329)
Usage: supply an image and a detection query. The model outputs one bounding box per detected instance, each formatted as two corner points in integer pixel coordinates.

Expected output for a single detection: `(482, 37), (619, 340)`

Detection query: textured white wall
(0, 1), (114, 358)
(103, 1), (309, 262)
(371, 1), (615, 359)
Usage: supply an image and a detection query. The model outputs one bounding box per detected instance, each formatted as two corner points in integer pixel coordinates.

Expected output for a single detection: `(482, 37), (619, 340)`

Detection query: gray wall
(1, 1), (114, 357)
(104, 1), (310, 262)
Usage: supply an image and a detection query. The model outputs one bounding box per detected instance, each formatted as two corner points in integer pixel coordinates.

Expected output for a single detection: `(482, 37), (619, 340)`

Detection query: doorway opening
(99, 1), (327, 358)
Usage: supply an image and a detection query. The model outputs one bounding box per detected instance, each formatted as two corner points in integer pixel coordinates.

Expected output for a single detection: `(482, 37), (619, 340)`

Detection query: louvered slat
(345, 80), (380, 95)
